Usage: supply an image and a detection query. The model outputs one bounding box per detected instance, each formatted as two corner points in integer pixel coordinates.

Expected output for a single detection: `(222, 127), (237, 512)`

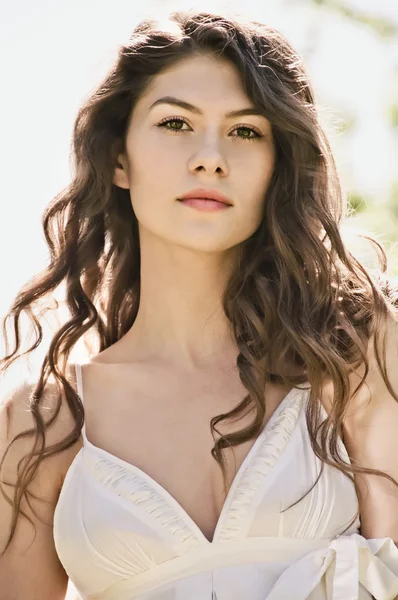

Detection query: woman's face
(113, 53), (276, 253)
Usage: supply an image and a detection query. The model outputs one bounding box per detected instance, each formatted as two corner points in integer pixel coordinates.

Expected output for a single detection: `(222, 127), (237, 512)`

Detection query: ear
(113, 154), (130, 189)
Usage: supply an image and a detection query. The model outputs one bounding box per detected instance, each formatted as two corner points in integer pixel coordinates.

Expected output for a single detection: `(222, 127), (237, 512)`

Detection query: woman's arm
(342, 313), (398, 544)
(0, 380), (76, 599)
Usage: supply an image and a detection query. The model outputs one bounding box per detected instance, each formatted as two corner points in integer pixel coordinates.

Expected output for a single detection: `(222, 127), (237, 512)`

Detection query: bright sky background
(0, 1), (397, 595)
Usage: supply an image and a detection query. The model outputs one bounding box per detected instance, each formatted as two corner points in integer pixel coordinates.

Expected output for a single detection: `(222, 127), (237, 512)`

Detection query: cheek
(126, 136), (181, 226)
(240, 152), (275, 222)
(236, 148), (275, 197)
(129, 133), (180, 184)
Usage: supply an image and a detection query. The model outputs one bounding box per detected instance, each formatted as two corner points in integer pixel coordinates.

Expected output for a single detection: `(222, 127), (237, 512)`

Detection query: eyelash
(156, 117), (264, 142)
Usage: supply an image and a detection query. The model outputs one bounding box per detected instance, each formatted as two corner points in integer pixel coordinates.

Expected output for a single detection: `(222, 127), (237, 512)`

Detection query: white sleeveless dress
(53, 364), (398, 599)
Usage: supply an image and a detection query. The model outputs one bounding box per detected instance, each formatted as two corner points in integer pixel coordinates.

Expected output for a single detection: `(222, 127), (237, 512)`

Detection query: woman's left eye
(156, 118), (263, 142)
(231, 126), (263, 141)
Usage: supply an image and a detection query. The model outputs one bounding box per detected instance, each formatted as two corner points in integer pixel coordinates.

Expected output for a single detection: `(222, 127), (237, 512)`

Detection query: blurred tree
(347, 192), (368, 215)
(312, 0), (398, 38)
(308, 0), (398, 275)
(388, 103), (398, 128)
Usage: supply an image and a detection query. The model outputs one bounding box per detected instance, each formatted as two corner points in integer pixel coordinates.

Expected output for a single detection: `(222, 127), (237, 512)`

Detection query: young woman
(1, 8), (398, 600)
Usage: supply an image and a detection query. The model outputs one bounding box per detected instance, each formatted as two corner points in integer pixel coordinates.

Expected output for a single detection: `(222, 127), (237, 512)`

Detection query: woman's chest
(74, 361), (293, 542)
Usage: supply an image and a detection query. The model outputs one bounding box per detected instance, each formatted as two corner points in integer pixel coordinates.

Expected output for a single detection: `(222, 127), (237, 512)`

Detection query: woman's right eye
(157, 117), (191, 133)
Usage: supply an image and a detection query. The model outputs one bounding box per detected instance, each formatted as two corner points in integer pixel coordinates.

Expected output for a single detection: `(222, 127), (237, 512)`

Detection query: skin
(113, 53), (276, 372)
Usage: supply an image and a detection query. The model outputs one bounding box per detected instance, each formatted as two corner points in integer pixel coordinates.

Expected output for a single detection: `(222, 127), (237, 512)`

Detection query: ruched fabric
(53, 364), (398, 599)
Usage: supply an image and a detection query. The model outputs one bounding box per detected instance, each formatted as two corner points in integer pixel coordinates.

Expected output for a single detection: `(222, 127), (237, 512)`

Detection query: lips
(178, 188), (233, 206)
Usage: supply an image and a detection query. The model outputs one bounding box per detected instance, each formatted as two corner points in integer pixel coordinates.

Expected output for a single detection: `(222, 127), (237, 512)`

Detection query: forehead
(136, 54), (251, 112)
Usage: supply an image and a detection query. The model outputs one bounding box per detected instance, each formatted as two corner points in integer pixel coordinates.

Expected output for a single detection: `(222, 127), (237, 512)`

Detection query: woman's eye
(231, 126), (263, 141)
(156, 118), (263, 142)
(157, 118), (190, 132)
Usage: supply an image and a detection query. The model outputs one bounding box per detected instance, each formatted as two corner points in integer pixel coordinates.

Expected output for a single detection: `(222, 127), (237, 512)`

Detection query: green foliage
(310, 0), (398, 274)
(347, 191), (368, 215)
(389, 182), (398, 220)
(388, 104), (398, 128)
(349, 204), (398, 276)
(312, 0), (398, 39)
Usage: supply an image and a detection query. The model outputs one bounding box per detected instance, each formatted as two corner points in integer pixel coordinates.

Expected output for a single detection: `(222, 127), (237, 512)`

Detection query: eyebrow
(149, 96), (267, 119)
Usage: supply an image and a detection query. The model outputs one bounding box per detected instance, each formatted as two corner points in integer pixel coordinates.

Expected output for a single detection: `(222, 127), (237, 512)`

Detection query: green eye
(157, 117), (189, 131)
(157, 118), (263, 141)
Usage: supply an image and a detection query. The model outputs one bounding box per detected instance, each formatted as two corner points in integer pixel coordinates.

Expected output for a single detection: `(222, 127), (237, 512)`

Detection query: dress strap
(74, 363), (87, 440)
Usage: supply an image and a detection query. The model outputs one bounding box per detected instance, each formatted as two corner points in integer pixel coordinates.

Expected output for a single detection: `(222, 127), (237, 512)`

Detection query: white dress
(53, 364), (398, 599)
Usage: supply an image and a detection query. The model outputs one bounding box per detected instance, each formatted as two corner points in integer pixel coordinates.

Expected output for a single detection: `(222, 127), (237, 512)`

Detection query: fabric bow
(265, 533), (398, 600)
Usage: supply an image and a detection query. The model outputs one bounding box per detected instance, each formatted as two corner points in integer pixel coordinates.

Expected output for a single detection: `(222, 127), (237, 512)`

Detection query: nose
(187, 135), (229, 176)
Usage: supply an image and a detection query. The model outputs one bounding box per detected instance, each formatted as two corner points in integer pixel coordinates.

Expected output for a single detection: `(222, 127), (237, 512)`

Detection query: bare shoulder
(0, 366), (81, 597)
(1, 366), (83, 489)
(317, 312), (398, 418)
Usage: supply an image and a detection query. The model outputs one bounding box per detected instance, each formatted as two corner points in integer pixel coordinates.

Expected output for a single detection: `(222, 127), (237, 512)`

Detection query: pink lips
(178, 188), (233, 206)
(179, 198), (230, 211)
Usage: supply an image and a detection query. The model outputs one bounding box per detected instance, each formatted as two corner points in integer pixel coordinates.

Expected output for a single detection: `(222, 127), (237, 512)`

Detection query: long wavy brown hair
(1, 8), (398, 555)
